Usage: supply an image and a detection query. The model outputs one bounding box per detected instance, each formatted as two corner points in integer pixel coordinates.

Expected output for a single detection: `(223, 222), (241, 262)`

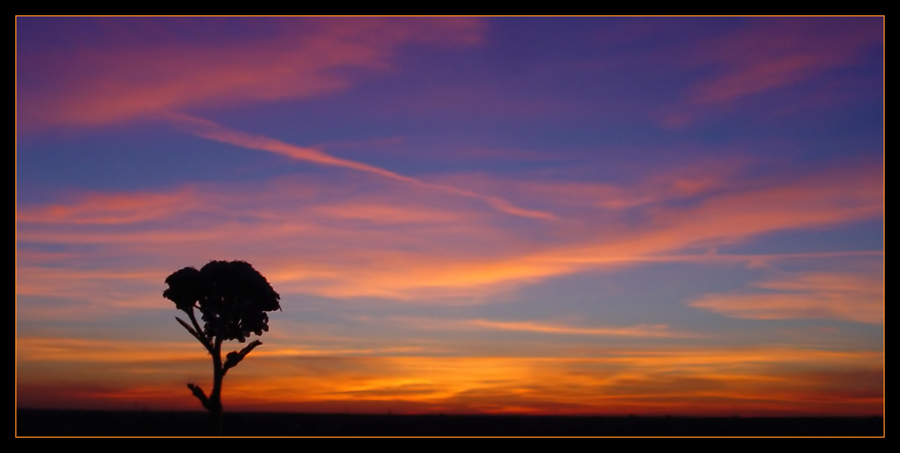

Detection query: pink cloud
(16, 188), (202, 225)
(706, 19), (878, 101)
(386, 316), (696, 338)
(657, 18), (881, 127)
(691, 270), (883, 324)
(171, 115), (558, 220)
(17, 157), (882, 304)
(17, 18), (486, 132)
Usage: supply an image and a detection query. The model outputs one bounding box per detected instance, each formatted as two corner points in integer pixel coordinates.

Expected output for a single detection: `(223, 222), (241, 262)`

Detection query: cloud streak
(689, 18), (881, 105)
(654, 17), (882, 128)
(385, 317), (695, 338)
(169, 113), (558, 220)
(691, 270), (883, 324)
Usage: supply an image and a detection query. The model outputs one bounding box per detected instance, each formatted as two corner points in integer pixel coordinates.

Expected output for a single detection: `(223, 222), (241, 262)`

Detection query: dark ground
(16, 409), (884, 437)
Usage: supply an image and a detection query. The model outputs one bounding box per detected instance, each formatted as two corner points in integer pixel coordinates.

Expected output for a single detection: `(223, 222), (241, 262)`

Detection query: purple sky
(16, 17), (883, 416)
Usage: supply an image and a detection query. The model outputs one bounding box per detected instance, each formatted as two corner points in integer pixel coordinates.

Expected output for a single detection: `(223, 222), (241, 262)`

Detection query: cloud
(465, 319), (693, 337)
(16, 156), (882, 304)
(17, 17), (487, 131)
(384, 317), (695, 338)
(16, 188), (203, 225)
(690, 270), (883, 324)
(18, 343), (882, 415)
(170, 114), (558, 221)
(688, 18), (881, 105)
(655, 17), (882, 127)
(16, 336), (203, 363)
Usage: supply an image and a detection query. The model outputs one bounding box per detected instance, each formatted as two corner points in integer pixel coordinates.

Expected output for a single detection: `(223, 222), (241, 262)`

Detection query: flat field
(15, 409), (884, 437)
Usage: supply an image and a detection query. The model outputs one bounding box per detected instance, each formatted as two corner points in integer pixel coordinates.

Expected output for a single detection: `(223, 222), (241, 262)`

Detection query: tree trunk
(209, 339), (224, 435)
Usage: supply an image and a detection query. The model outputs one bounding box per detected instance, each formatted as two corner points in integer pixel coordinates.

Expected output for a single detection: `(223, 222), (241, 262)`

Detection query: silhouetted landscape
(16, 409), (883, 437)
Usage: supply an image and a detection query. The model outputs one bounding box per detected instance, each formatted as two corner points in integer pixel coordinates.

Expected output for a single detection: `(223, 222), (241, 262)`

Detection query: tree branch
(187, 383), (212, 411)
(223, 340), (262, 374)
(187, 309), (213, 352)
(176, 317), (205, 345)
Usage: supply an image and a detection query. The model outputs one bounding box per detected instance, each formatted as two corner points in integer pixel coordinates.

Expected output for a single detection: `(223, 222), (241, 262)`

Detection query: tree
(163, 260), (280, 434)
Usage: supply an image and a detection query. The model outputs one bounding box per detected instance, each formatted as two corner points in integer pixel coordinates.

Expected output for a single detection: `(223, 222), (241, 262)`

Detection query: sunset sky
(16, 17), (883, 416)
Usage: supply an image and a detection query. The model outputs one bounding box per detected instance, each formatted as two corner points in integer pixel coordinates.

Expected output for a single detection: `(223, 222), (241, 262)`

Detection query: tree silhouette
(163, 260), (280, 434)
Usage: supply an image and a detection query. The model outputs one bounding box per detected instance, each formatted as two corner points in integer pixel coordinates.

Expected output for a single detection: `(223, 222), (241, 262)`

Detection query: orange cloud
(16, 336), (203, 363)
(20, 346), (880, 415)
(16, 157), (882, 305)
(691, 270), (883, 324)
(658, 168), (878, 237)
(382, 317), (696, 338)
(466, 320), (693, 338)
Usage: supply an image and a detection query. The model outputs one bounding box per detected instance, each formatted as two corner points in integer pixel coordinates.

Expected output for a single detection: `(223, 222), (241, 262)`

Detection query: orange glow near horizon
(17, 343), (882, 416)
(17, 17), (882, 421)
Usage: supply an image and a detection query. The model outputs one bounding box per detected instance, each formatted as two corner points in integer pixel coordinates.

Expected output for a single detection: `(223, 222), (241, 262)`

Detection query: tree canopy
(164, 260), (280, 343)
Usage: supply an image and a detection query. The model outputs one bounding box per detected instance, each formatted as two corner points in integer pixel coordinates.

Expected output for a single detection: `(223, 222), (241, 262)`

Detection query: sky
(16, 16), (883, 417)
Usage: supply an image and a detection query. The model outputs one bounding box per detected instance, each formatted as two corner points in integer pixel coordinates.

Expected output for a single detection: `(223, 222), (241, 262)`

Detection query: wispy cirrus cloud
(465, 319), (693, 338)
(17, 17), (486, 132)
(655, 17), (882, 128)
(16, 188), (204, 225)
(16, 155), (882, 305)
(170, 114), (558, 220)
(689, 18), (881, 105)
(382, 316), (695, 338)
(691, 270), (883, 324)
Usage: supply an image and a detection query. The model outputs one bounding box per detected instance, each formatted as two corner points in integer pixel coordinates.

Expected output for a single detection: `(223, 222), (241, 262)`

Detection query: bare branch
(187, 310), (212, 350)
(223, 340), (262, 373)
(176, 317), (205, 344)
(187, 383), (212, 411)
